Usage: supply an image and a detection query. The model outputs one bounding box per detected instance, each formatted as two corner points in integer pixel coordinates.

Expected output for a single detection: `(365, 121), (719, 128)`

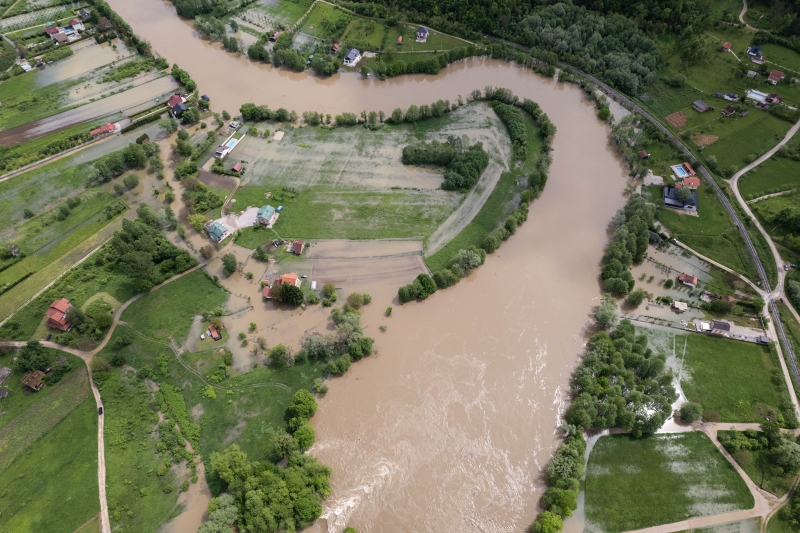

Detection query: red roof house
(291, 240), (305, 255)
(166, 93), (184, 108)
(397, 36), (403, 45)
(721, 42), (731, 51)
(231, 162), (243, 173)
(45, 27), (60, 35)
(678, 273), (698, 287)
(767, 70), (785, 85)
(90, 123), (115, 136)
(45, 298), (72, 331)
(276, 273), (300, 287)
(208, 325), (222, 340)
(678, 177), (701, 189)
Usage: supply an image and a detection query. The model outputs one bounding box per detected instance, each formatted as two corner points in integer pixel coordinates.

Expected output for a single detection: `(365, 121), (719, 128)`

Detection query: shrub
(222, 254), (237, 276)
(680, 402), (703, 423)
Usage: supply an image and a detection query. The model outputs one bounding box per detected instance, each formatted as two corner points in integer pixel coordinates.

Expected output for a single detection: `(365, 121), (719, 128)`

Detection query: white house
(343, 48), (361, 67)
(416, 26), (429, 42)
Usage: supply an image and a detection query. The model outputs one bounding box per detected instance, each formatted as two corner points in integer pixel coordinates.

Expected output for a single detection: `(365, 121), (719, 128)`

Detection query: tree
(288, 389), (317, 421)
(282, 284), (304, 306)
(294, 423), (315, 451)
(122, 143), (147, 168)
(189, 214), (206, 232)
(23, 208), (34, 218)
(123, 174), (140, 190)
(532, 511), (563, 533)
(676, 187), (693, 202)
(222, 110), (230, 120)
(200, 245), (215, 259)
(176, 139), (193, 157)
(16, 341), (51, 372)
(322, 282), (337, 300)
(664, 279), (674, 289)
(269, 344), (290, 368)
(625, 289), (646, 308)
(222, 254), (237, 276)
(346, 293), (364, 309)
(413, 273), (436, 299)
(708, 299), (734, 314)
(680, 402), (703, 423)
(594, 296), (618, 329)
(598, 106), (611, 121)
(159, 118), (179, 134)
(774, 442), (800, 473)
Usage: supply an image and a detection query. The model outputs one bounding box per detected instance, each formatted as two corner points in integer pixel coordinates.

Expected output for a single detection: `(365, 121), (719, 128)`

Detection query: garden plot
(0, 4), (77, 31)
(585, 432), (754, 533)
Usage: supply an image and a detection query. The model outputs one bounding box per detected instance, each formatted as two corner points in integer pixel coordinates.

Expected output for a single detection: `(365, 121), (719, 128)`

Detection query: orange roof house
(676, 177), (701, 190)
(208, 325), (222, 340)
(678, 273), (698, 287)
(275, 273), (301, 287)
(45, 298), (72, 331)
(721, 42), (731, 51)
(90, 123), (115, 136)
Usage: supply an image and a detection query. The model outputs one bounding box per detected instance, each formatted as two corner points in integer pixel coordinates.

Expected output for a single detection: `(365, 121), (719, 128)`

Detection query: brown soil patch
(691, 134), (719, 147)
(666, 111), (687, 128)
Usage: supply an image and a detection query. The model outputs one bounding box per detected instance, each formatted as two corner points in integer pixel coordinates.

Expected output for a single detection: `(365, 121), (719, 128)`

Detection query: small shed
(0, 367), (11, 386)
(397, 36), (403, 46)
(638, 150), (649, 159)
(22, 371), (46, 391)
(0, 390), (7, 399)
(692, 100), (709, 113)
(746, 70), (758, 78)
(671, 301), (688, 313)
(231, 162), (243, 173)
(721, 105), (736, 117)
(721, 41), (731, 51)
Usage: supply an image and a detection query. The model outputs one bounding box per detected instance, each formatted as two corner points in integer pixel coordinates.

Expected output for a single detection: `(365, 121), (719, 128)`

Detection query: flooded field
(35, 39), (134, 87)
(107, 0), (634, 531)
(0, 76), (179, 145)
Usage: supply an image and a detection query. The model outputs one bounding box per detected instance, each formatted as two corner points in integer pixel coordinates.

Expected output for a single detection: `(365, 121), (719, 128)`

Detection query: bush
(625, 289), (646, 308)
(680, 402), (703, 423)
(222, 254), (237, 276)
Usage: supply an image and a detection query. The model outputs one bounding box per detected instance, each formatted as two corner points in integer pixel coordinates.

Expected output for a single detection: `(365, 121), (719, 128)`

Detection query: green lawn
(708, 0), (746, 22)
(384, 23), (470, 53)
(0, 397), (99, 533)
(0, 69), (79, 131)
(699, 113), (790, 172)
(760, 43), (800, 75)
(252, 0), (312, 26)
(298, 2), (351, 39)
(341, 17), (388, 49)
(120, 269), (228, 344)
(681, 334), (794, 424)
(738, 156), (800, 199)
(585, 432), (754, 533)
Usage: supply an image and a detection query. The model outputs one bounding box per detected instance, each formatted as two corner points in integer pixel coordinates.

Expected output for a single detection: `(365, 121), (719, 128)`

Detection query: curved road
(740, 0), (757, 30)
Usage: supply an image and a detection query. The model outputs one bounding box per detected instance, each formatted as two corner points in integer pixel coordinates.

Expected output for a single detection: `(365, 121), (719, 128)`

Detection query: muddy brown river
(106, 1), (630, 532)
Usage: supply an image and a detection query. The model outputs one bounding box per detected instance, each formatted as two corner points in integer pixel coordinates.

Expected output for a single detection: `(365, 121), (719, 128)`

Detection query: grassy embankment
(680, 333), (796, 424)
(0, 351), (100, 533)
(585, 432), (754, 533)
(94, 270), (326, 531)
(424, 111), (540, 272)
(739, 156), (800, 199)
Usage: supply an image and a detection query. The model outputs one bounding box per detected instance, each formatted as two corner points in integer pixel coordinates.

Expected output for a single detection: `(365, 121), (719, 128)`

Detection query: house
(53, 33), (69, 44)
(663, 186), (698, 211)
(767, 70), (785, 85)
(343, 48), (361, 67)
(723, 295), (736, 304)
(331, 42), (339, 53)
(739, 111), (749, 117)
(231, 162), (243, 173)
(755, 102), (769, 111)
(275, 273), (301, 287)
(172, 103), (187, 117)
(649, 231), (660, 244)
(8, 245), (20, 257)
(78, 7), (91, 19)
(0, 367), (11, 386)
(45, 26), (60, 36)
(397, 35), (403, 46)
(678, 177), (701, 190)
(262, 285), (271, 299)
(69, 19), (84, 31)
(710, 320), (731, 336)
(766, 93), (783, 104)
(45, 298), (72, 331)
(671, 301), (688, 313)
(747, 70), (758, 78)
(721, 41), (731, 52)
(692, 100), (709, 113)
(22, 371), (46, 392)
(166, 93), (184, 108)
(205, 221), (230, 242)
(291, 240), (305, 255)
(747, 45), (762, 59)
(724, 92), (739, 101)
(208, 325), (222, 340)
(638, 149), (649, 159)
(90, 123), (115, 136)
(714, 91), (724, 98)
(97, 17), (112, 31)
(256, 205), (277, 226)
(416, 26), (429, 42)
(678, 273), (699, 287)
(721, 105), (736, 117)
(270, 31), (281, 41)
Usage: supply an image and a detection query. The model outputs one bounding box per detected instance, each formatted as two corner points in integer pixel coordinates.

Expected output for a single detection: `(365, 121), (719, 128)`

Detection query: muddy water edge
(106, 1), (632, 531)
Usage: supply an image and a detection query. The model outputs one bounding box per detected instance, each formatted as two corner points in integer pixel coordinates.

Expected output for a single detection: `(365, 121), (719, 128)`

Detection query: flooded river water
(107, 1), (630, 532)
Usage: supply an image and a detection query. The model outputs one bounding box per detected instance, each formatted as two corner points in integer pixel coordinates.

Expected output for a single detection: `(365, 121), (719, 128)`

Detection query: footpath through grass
(0, 397), (99, 533)
(585, 432), (754, 533)
(739, 157), (800, 199)
(681, 334), (795, 424)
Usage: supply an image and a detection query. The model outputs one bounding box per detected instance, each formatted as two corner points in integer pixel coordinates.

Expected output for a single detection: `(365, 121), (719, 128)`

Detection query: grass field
(0, 190), (124, 288)
(341, 17), (388, 49)
(246, 0), (312, 26)
(0, 397), (99, 533)
(750, 190), (799, 236)
(0, 69), (79, 131)
(767, 513), (797, 533)
(298, 2), (351, 39)
(585, 432), (754, 533)
(99, 370), (179, 533)
(738, 156), (800, 199)
(700, 113), (791, 172)
(681, 334), (793, 423)
(760, 43), (800, 74)
(120, 270), (227, 344)
(0, 352), (90, 469)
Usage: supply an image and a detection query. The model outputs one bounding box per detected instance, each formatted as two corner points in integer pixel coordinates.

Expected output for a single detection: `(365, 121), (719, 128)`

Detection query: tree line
(402, 137), (489, 192)
(601, 195), (655, 296)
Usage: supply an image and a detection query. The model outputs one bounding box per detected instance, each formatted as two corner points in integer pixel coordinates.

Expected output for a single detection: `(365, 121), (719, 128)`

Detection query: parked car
(46, 334), (51, 341)
(98, 406), (103, 415)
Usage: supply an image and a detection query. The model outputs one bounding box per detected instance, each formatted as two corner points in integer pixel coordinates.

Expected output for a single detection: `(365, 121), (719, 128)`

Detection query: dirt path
(1, 35), (20, 72)
(673, 239), (767, 297)
(424, 160), (505, 256)
(747, 190), (795, 204)
(740, 0), (758, 30)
